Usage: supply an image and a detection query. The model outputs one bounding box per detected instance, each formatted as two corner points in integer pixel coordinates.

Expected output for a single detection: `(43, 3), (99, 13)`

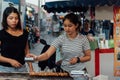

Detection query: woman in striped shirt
(27, 13), (91, 79)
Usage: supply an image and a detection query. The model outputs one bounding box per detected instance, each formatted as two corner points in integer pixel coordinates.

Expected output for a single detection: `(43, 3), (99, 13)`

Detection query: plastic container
(70, 70), (89, 80)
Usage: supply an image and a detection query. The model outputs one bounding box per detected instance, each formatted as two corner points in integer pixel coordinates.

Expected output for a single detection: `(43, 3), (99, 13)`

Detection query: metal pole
(0, 0), (3, 30)
(18, 0), (21, 13)
(38, 0), (40, 28)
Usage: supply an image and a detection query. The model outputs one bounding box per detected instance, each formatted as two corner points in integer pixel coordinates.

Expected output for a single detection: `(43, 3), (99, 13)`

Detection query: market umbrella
(43, 0), (89, 13)
(43, 0), (119, 13)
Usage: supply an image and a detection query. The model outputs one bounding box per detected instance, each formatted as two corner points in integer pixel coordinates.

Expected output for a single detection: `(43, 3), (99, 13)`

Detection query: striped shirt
(51, 33), (90, 73)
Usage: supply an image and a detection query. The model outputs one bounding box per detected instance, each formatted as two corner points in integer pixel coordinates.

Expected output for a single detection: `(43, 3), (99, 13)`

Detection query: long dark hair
(1, 6), (22, 30)
(63, 13), (81, 32)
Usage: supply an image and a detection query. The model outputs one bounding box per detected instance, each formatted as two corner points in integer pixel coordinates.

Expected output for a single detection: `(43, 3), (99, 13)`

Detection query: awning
(43, 1), (89, 13)
(43, 0), (119, 13)
(4, 0), (19, 4)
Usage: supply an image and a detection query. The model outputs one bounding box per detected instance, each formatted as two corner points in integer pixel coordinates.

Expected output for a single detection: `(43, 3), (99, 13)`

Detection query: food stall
(0, 0), (119, 80)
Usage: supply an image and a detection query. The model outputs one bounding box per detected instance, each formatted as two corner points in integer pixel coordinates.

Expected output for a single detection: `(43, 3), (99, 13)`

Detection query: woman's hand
(69, 57), (78, 65)
(9, 59), (22, 68)
(26, 54), (38, 61)
(87, 35), (95, 42)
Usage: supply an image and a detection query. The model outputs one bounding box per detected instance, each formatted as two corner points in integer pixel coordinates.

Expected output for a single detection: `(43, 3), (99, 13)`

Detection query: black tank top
(0, 29), (28, 67)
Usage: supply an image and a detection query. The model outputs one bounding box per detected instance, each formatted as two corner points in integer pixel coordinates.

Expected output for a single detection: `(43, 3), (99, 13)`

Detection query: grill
(0, 72), (73, 80)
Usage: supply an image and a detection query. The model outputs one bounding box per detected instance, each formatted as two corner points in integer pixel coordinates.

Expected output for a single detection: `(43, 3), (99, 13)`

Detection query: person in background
(52, 12), (60, 37)
(26, 11), (34, 26)
(102, 20), (110, 40)
(109, 23), (113, 39)
(0, 7), (34, 72)
(81, 19), (95, 41)
(27, 13), (91, 80)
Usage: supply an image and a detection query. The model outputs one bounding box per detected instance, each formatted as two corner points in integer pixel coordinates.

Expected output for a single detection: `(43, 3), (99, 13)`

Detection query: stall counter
(95, 48), (114, 76)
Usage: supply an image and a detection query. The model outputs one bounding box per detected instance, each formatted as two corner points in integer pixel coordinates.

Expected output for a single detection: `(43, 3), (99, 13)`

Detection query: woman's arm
(27, 45), (56, 62)
(80, 49), (91, 62)
(36, 45), (56, 61)
(0, 41), (11, 63)
(70, 49), (91, 64)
